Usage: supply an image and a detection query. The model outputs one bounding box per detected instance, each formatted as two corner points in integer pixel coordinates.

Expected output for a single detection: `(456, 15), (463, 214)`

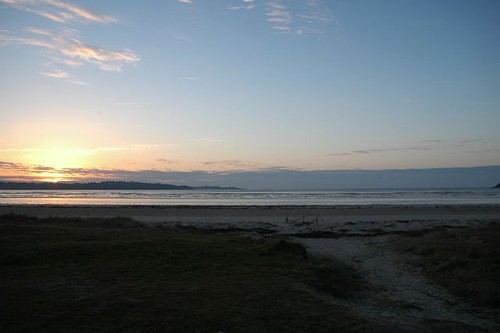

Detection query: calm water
(0, 188), (499, 206)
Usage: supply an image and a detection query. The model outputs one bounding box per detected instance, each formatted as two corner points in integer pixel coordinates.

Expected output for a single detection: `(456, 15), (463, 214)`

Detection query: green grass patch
(0, 215), (378, 332)
(391, 222), (500, 308)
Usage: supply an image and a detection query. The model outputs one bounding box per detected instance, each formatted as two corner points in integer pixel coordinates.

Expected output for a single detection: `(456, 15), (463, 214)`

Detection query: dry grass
(392, 222), (500, 308)
(0, 215), (379, 332)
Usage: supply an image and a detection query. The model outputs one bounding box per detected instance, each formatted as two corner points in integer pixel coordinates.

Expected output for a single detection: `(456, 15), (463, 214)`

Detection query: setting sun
(37, 171), (70, 183)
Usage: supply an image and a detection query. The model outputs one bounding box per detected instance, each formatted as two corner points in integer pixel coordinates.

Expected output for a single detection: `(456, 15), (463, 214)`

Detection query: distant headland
(0, 181), (240, 191)
(494, 183), (500, 189)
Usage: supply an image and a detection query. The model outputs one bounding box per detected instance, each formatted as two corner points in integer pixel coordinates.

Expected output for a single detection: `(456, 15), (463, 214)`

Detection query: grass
(308, 256), (367, 299)
(391, 222), (500, 308)
(0, 215), (378, 332)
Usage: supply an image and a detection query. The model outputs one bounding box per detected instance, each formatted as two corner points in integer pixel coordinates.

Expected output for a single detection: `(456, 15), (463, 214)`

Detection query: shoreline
(2, 204), (499, 236)
(0, 202), (500, 208)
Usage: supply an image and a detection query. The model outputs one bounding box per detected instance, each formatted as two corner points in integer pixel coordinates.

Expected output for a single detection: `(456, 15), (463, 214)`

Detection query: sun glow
(17, 146), (97, 182)
(26, 148), (93, 170)
(37, 171), (71, 183)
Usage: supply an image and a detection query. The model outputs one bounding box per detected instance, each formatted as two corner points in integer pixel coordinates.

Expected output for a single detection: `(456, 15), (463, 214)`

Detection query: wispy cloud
(330, 139), (484, 157)
(266, 1), (292, 32)
(58, 39), (140, 72)
(0, 148), (43, 153)
(201, 159), (259, 170)
(0, 28), (140, 81)
(72, 144), (175, 154)
(264, 0), (332, 34)
(25, 26), (51, 36)
(419, 139), (442, 143)
(39, 68), (69, 79)
(183, 76), (200, 81)
(0, 144), (174, 156)
(0, 1), (138, 83)
(0, 0), (116, 24)
(0, 30), (50, 47)
(0, 161), (122, 182)
(295, 0), (333, 34)
(0, 160), (194, 183)
(228, 0), (255, 11)
(181, 0), (332, 34)
(156, 159), (180, 164)
(448, 139), (483, 149)
(0, 144), (177, 180)
(201, 137), (227, 143)
(463, 148), (500, 154)
(65, 78), (85, 85)
(0, 161), (27, 169)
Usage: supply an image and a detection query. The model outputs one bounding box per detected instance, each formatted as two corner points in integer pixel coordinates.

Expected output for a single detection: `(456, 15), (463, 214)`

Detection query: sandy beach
(1, 204), (499, 235)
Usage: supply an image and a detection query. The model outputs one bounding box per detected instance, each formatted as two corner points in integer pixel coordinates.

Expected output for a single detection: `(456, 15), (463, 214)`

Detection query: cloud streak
(0, 144), (177, 181)
(201, 137), (227, 143)
(39, 69), (69, 79)
(181, 0), (332, 34)
(228, 0), (254, 11)
(0, 161), (125, 182)
(58, 36), (140, 72)
(0, 159), (276, 183)
(201, 160), (258, 169)
(330, 139), (484, 157)
(2, 161), (499, 189)
(0, 144), (174, 156)
(156, 159), (180, 164)
(264, 0), (332, 34)
(266, 1), (292, 32)
(0, 0), (117, 24)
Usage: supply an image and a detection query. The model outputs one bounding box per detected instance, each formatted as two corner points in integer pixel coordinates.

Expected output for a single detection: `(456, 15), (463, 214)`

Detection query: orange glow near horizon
(6, 146), (98, 182)
(23, 148), (93, 170)
(38, 172), (71, 183)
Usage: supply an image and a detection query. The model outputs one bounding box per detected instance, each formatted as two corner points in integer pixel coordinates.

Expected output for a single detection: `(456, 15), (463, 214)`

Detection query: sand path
(297, 235), (500, 331)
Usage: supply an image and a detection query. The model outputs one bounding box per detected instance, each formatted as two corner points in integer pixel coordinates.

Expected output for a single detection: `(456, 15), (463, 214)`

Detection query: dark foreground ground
(1, 214), (499, 332)
(391, 222), (500, 309)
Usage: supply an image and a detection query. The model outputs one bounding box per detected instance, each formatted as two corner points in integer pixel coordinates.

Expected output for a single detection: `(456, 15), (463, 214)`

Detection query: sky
(0, 0), (499, 186)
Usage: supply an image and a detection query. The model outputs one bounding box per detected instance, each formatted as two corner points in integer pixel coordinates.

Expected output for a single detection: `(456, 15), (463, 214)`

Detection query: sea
(0, 188), (499, 206)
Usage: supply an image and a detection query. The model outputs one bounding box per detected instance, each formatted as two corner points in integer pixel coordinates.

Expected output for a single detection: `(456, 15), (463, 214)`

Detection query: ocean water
(0, 188), (499, 206)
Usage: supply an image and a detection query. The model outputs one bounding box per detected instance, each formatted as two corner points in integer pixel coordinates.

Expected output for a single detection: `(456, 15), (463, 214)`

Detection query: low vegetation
(391, 222), (500, 308)
(0, 215), (376, 332)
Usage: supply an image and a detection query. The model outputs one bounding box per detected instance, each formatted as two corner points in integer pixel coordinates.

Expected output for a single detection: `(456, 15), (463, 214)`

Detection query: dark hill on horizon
(494, 183), (500, 188)
(0, 181), (239, 191)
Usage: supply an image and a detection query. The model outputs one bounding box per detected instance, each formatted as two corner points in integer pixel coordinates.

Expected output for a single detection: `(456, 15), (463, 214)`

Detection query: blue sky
(0, 0), (499, 184)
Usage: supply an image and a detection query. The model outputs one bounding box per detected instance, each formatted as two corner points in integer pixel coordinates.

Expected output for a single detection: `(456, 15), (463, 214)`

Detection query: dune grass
(0, 215), (377, 332)
(391, 222), (500, 308)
